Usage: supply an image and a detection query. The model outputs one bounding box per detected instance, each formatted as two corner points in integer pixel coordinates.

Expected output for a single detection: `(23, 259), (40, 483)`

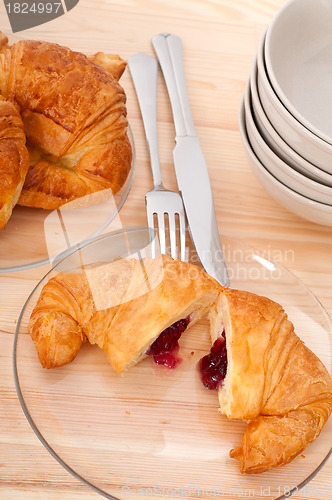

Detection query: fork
(128, 53), (186, 261)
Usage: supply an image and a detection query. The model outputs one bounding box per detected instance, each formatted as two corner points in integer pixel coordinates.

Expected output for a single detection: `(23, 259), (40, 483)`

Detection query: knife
(152, 33), (230, 286)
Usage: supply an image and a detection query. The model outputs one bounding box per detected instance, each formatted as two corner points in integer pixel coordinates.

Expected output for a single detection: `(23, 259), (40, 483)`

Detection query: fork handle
(152, 33), (196, 138)
(128, 53), (163, 189)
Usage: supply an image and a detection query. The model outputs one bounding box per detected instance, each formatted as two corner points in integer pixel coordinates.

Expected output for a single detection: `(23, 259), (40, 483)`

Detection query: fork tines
(146, 189), (186, 262)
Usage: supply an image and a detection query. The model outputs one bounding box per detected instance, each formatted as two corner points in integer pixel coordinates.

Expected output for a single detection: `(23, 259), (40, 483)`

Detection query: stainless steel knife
(152, 33), (230, 286)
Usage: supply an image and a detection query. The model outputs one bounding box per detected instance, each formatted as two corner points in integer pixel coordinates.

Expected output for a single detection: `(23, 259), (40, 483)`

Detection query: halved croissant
(0, 33), (132, 209)
(29, 255), (221, 372)
(208, 289), (332, 473)
(0, 95), (29, 229)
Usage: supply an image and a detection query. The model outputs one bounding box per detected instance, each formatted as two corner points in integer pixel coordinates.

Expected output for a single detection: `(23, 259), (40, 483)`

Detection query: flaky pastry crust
(210, 289), (332, 473)
(0, 33), (132, 209)
(0, 95), (29, 229)
(29, 256), (221, 372)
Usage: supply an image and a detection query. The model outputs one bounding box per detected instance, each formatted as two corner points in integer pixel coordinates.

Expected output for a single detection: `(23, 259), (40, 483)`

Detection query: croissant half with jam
(0, 32), (132, 210)
(202, 289), (332, 474)
(28, 256), (220, 372)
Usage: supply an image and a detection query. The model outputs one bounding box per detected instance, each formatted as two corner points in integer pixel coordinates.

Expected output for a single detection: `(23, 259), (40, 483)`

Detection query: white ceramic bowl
(238, 95), (332, 227)
(250, 57), (332, 188)
(257, 31), (332, 174)
(265, 0), (332, 145)
(244, 82), (332, 205)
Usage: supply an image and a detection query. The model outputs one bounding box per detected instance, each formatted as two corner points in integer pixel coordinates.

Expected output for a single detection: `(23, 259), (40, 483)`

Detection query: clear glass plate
(0, 127), (135, 273)
(13, 228), (332, 500)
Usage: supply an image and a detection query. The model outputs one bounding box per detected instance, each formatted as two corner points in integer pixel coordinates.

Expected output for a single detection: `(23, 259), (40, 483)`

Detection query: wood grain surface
(0, 1), (331, 499)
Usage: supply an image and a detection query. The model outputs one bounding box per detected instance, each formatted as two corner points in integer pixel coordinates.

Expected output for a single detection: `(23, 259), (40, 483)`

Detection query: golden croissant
(28, 255), (220, 372)
(0, 32), (132, 210)
(200, 288), (332, 473)
(0, 95), (29, 229)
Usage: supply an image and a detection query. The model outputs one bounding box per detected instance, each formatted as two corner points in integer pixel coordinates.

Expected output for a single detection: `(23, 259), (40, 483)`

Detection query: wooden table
(1, 1), (331, 499)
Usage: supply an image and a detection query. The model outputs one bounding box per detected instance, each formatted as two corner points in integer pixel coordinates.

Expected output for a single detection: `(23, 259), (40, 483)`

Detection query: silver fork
(128, 53), (186, 261)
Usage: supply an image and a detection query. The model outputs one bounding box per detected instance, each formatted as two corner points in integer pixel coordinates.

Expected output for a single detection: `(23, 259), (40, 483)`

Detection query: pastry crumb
(125, 410), (131, 415)
(190, 351), (195, 356)
(161, 420), (170, 424)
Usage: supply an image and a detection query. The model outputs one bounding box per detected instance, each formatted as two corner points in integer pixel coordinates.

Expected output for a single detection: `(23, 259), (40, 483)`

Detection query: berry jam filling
(199, 329), (227, 390)
(147, 317), (190, 369)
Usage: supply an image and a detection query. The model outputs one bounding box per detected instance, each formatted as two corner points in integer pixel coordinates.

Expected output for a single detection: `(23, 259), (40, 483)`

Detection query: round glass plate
(0, 126), (135, 273)
(13, 228), (332, 500)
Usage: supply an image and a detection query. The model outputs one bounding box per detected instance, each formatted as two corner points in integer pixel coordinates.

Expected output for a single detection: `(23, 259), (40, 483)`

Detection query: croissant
(202, 289), (332, 473)
(29, 255), (221, 372)
(0, 95), (29, 229)
(0, 33), (132, 210)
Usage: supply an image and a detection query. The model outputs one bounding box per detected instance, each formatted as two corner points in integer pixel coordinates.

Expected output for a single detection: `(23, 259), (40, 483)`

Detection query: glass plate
(13, 228), (332, 500)
(0, 127), (135, 273)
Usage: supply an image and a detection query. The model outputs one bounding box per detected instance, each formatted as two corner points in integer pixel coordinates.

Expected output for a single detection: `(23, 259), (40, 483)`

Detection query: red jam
(147, 318), (190, 369)
(199, 330), (227, 390)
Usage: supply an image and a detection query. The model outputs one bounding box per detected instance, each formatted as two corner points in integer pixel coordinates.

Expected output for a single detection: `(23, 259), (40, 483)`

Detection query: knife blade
(152, 33), (230, 286)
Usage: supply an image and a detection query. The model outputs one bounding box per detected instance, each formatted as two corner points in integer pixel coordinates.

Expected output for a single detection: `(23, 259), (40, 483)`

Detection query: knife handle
(128, 53), (162, 188)
(152, 33), (197, 138)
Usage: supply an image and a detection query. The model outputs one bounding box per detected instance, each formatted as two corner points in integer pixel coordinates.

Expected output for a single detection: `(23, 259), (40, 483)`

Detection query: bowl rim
(244, 78), (332, 205)
(257, 30), (332, 155)
(239, 94), (332, 214)
(264, 0), (332, 145)
(250, 55), (332, 187)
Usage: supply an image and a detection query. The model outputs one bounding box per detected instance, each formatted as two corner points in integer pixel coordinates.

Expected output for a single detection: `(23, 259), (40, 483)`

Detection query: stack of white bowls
(239, 0), (332, 226)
